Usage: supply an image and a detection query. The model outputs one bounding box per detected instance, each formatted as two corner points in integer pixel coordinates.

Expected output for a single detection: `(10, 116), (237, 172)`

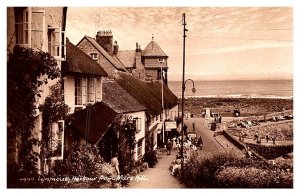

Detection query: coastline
(178, 96), (293, 118)
(182, 95), (293, 100)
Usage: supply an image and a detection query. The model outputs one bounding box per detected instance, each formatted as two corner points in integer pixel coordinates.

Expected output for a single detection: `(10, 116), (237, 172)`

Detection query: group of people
(254, 132), (277, 144)
(166, 135), (204, 155)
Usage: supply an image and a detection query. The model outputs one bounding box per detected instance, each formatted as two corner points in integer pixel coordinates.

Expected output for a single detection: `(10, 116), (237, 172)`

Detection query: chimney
(136, 42), (141, 52)
(113, 41), (119, 55)
(96, 30), (113, 55)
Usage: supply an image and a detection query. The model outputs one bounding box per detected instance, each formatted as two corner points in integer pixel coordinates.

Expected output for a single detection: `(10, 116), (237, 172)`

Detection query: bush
(181, 150), (293, 188)
(182, 151), (240, 187)
(215, 166), (293, 188)
(143, 150), (158, 168)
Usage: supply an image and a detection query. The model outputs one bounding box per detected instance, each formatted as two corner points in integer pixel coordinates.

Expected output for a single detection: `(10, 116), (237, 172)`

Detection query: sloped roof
(103, 80), (146, 113)
(62, 39), (108, 77)
(142, 40), (168, 57)
(70, 101), (119, 144)
(116, 72), (178, 116)
(82, 36), (128, 72)
(116, 50), (135, 68)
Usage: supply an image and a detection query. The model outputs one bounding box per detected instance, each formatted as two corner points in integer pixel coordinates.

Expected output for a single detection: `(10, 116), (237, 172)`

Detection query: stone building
(77, 31), (169, 85)
(77, 32), (128, 78)
(142, 37), (169, 85)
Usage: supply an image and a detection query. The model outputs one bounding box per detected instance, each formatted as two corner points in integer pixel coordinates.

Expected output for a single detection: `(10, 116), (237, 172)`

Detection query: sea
(168, 80), (293, 99)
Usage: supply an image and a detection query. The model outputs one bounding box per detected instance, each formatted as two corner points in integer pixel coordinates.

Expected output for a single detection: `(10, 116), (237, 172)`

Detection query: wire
(196, 35), (292, 42)
(90, 7), (136, 53)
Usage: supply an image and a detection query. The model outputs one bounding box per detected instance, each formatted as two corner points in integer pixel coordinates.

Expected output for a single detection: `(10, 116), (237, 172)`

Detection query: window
(75, 78), (82, 105)
(48, 26), (66, 60)
(15, 8), (45, 49)
(51, 120), (64, 159)
(158, 58), (164, 62)
(137, 139), (143, 158)
(74, 77), (99, 108)
(133, 117), (142, 133)
(15, 8), (29, 47)
(48, 27), (61, 57)
(87, 78), (96, 103)
(90, 53), (98, 60)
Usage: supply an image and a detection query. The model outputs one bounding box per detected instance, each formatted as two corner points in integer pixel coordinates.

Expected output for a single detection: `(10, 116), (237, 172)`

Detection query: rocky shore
(179, 97), (293, 117)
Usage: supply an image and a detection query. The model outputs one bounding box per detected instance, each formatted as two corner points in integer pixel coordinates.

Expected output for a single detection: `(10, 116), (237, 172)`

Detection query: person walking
(111, 154), (120, 188)
(192, 121), (195, 131)
(198, 136), (203, 150)
(183, 124), (188, 137)
(166, 139), (173, 155)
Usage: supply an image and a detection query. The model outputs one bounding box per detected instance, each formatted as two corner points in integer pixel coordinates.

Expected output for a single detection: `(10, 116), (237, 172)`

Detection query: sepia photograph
(5, 0), (296, 190)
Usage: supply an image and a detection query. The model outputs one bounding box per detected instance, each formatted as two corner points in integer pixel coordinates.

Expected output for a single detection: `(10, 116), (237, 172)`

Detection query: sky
(66, 7), (293, 81)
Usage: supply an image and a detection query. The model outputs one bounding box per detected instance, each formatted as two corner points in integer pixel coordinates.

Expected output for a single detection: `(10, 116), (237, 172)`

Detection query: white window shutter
(96, 77), (102, 102)
(82, 77), (87, 105)
(31, 10), (45, 50)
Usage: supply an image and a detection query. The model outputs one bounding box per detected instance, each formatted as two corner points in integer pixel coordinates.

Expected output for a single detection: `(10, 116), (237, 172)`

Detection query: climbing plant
(7, 45), (61, 182)
(39, 81), (69, 174)
(110, 115), (137, 175)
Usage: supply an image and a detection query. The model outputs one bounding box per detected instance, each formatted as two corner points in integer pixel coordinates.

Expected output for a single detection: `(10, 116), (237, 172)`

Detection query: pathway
(128, 151), (185, 188)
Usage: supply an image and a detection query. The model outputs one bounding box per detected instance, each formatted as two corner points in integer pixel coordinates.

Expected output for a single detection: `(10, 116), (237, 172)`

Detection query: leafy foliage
(181, 151), (293, 188)
(143, 150), (158, 168)
(7, 46), (61, 186)
(113, 116), (137, 174)
(53, 141), (110, 178)
(38, 81), (69, 173)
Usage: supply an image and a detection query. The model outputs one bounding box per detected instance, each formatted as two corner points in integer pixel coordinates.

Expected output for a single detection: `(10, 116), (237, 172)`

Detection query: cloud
(186, 41), (292, 55)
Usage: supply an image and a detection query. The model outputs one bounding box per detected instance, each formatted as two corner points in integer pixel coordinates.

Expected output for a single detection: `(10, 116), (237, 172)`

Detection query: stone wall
(77, 38), (117, 78)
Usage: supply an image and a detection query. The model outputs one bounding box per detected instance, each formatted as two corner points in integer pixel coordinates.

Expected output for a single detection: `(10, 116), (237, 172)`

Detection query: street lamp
(180, 78), (196, 182)
(160, 61), (165, 145)
(180, 13), (196, 183)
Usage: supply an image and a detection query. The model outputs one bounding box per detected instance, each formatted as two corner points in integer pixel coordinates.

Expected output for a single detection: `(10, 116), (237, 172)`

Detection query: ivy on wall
(7, 46), (61, 179)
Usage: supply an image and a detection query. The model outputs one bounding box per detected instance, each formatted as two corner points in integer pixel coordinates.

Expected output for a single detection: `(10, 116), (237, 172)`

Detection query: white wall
(64, 75), (76, 113)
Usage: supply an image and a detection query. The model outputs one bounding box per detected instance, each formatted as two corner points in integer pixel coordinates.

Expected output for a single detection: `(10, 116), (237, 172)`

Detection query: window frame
(137, 139), (143, 158)
(90, 53), (98, 60)
(51, 120), (65, 160)
(158, 58), (164, 62)
(75, 77), (83, 106)
(133, 117), (142, 133)
(15, 7), (31, 47)
(48, 26), (62, 59)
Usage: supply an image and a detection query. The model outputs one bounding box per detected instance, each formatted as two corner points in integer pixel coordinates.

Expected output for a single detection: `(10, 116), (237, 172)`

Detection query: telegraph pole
(180, 13), (187, 183)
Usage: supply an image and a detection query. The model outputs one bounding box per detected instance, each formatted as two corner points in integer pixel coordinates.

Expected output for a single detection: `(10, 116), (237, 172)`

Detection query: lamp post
(180, 13), (196, 183)
(160, 61), (165, 145)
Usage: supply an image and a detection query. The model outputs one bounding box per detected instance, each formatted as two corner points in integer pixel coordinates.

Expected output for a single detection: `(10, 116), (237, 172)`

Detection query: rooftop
(116, 72), (178, 116)
(81, 36), (128, 72)
(62, 39), (108, 77)
(102, 79), (146, 113)
(142, 40), (168, 57)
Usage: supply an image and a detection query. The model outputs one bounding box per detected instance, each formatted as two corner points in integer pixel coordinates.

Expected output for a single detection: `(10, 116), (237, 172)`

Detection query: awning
(70, 102), (119, 144)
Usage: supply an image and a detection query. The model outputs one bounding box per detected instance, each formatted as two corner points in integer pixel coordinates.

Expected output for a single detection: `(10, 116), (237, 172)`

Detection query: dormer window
(158, 58), (164, 62)
(90, 53), (98, 60)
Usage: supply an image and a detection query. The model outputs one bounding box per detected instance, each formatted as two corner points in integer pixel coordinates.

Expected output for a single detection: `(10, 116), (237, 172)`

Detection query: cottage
(116, 72), (178, 149)
(62, 39), (108, 113)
